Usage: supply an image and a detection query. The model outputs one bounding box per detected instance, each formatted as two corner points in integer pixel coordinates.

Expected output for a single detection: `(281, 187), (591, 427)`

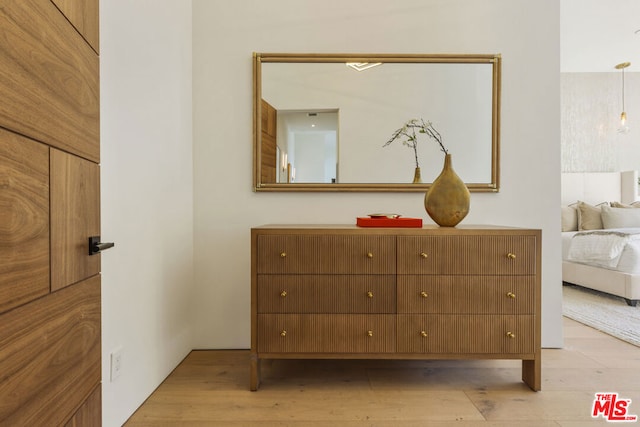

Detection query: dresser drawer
(257, 314), (395, 353)
(397, 276), (535, 314)
(257, 275), (396, 313)
(397, 235), (537, 275)
(397, 314), (535, 354)
(256, 235), (395, 274)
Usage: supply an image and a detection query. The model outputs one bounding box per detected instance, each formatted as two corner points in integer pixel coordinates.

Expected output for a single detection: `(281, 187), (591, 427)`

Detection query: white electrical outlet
(110, 348), (123, 382)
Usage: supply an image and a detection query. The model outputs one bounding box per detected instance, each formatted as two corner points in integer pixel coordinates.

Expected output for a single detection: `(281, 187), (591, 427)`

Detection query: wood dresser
(250, 224), (541, 391)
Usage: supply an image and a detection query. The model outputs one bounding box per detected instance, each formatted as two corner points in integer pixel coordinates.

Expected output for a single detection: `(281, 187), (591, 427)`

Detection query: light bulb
(618, 112), (630, 134)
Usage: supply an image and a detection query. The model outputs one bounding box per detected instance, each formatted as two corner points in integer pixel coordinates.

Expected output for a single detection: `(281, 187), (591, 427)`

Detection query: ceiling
(562, 0), (640, 72)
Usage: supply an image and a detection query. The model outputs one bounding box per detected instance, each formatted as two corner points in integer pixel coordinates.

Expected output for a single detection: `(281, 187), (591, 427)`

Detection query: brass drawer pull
(280, 252), (287, 258)
(420, 291), (429, 298)
(420, 331), (428, 337)
(506, 331), (515, 339)
(367, 330), (373, 337)
(280, 330), (287, 337)
(280, 290), (287, 298)
(506, 252), (516, 259)
(420, 252), (428, 259)
(506, 292), (516, 299)
(366, 252), (374, 258)
(366, 291), (374, 298)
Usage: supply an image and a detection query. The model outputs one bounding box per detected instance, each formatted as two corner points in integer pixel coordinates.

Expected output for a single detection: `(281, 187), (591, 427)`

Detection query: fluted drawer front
(258, 275), (396, 313)
(257, 235), (395, 274)
(257, 314), (395, 353)
(397, 235), (536, 275)
(397, 314), (535, 354)
(398, 276), (535, 314)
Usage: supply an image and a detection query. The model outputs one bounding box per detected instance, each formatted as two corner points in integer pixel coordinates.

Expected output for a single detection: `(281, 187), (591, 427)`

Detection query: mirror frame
(253, 53), (501, 192)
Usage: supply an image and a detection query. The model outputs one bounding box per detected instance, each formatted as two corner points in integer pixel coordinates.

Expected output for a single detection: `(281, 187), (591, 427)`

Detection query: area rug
(563, 284), (640, 347)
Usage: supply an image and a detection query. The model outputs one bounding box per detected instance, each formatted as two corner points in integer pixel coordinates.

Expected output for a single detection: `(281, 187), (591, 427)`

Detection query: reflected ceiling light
(616, 61), (631, 134)
(346, 62), (382, 72)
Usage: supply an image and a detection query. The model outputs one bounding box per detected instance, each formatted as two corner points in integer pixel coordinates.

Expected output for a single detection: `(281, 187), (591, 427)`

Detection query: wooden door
(0, 1), (102, 425)
(261, 99), (278, 183)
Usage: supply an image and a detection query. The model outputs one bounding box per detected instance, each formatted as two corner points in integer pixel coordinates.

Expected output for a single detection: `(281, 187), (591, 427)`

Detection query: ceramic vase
(424, 154), (470, 227)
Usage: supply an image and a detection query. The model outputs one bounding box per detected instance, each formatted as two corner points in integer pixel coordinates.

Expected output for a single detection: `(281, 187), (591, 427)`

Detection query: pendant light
(616, 61), (631, 134)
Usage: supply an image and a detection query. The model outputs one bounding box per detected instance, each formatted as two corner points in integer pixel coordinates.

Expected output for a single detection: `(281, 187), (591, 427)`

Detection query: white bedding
(562, 229), (640, 274)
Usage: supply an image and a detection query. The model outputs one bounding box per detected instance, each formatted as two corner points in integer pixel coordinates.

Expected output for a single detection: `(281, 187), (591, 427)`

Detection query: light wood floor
(125, 317), (640, 426)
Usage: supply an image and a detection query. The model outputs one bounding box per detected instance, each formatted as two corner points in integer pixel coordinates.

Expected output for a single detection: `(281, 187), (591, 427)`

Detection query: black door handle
(89, 236), (115, 256)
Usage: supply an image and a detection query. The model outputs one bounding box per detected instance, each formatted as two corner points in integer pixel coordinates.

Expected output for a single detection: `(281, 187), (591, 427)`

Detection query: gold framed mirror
(253, 53), (501, 192)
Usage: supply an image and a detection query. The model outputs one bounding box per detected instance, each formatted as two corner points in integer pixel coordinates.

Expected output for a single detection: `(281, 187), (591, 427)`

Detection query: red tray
(356, 217), (423, 228)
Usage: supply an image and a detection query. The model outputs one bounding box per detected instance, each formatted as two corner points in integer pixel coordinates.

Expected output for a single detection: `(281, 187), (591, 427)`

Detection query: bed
(561, 171), (640, 306)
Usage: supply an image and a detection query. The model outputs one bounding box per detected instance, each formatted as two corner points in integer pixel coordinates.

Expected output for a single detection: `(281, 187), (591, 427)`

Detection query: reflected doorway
(276, 110), (338, 184)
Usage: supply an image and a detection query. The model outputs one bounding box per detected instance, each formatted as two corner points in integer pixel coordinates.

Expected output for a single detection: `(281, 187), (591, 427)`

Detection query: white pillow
(561, 205), (578, 231)
(601, 205), (640, 229)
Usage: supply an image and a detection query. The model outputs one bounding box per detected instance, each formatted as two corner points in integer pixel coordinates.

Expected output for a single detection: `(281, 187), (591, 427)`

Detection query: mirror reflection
(254, 53), (501, 192)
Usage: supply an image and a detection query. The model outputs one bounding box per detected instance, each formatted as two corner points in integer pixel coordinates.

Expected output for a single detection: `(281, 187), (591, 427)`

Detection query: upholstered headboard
(561, 171), (639, 206)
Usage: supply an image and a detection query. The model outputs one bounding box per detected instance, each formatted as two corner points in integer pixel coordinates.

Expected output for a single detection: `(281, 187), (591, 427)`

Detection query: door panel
(261, 99), (277, 183)
(65, 385), (102, 427)
(0, 1), (102, 424)
(0, 0), (99, 162)
(51, 0), (100, 53)
(0, 128), (49, 314)
(0, 275), (101, 426)
(50, 148), (100, 291)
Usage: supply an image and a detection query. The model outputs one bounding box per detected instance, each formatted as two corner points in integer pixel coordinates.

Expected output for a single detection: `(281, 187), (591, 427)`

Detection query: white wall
(193, 0), (563, 349)
(561, 0), (640, 72)
(100, 1), (193, 426)
(562, 72), (640, 172)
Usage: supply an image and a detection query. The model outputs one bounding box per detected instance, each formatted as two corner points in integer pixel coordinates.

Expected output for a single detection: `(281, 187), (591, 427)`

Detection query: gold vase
(424, 154), (470, 227)
(412, 167), (422, 183)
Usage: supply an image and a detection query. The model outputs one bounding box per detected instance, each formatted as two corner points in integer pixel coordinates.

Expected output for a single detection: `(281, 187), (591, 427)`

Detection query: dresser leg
(522, 357), (541, 391)
(250, 353), (260, 391)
